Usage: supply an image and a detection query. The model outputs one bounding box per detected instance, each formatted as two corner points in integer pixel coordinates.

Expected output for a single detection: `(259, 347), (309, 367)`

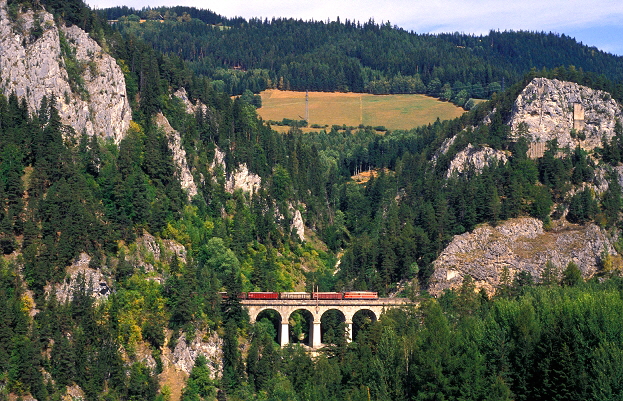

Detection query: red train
(246, 292), (279, 299)
(342, 291), (379, 299)
(219, 291), (378, 300)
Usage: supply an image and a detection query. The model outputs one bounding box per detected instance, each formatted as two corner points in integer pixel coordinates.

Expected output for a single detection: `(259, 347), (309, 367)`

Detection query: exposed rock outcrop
(442, 78), (622, 177)
(437, 135), (457, 157)
(446, 144), (508, 177)
(50, 234), (186, 302)
(51, 253), (111, 303)
(210, 146), (226, 172)
(291, 208), (305, 242)
(169, 331), (223, 379)
(206, 145), (261, 194)
(225, 163), (262, 194)
(157, 330), (223, 401)
(429, 217), (616, 296)
(0, 0), (130, 142)
(173, 90), (262, 194)
(174, 87), (207, 115)
(155, 113), (198, 199)
(510, 78), (623, 150)
(136, 232), (187, 264)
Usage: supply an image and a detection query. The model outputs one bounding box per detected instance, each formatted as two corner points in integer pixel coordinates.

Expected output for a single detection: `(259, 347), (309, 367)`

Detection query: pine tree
(561, 262), (582, 287)
(540, 260), (559, 286)
(51, 333), (76, 389)
(222, 320), (244, 391)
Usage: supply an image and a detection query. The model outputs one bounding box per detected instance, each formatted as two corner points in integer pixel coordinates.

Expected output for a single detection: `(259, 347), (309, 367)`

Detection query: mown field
(257, 90), (467, 132)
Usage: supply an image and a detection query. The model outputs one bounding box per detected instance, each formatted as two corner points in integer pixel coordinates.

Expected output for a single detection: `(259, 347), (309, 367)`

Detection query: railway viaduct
(241, 298), (410, 347)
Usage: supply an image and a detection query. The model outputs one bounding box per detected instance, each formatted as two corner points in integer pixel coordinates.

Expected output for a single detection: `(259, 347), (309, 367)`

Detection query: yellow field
(257, 90), (466, 132)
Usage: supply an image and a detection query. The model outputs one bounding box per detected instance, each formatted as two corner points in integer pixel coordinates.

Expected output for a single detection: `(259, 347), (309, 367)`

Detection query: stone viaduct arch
(242, 298), (408, 347)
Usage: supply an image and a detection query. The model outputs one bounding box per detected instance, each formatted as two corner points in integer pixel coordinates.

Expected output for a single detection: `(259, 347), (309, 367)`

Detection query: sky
(86, 0), (623, 56)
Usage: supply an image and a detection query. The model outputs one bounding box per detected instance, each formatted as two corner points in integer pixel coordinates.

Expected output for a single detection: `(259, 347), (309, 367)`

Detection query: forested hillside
(3, 0), (623, 400)
(101, 6), (623, 108)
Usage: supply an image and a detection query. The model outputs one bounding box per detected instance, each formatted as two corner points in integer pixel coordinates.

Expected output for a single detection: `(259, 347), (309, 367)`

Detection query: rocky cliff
(224, 163), (262, 194)
(446, 144), (508, 177)
(159, 330), (223, 401)
(510, 77), (623, 151)
(0, 0), (130, 142)
(175, 88), (263, 196)
(442, 78), (622, 176)
(292, 208), (305, 242)
(49, 233), (187, 303)
(174, 87), (207, 116)
(428, 217), (617, 296)
(50, 252), (110, 303)
(155, 113), (199, 199)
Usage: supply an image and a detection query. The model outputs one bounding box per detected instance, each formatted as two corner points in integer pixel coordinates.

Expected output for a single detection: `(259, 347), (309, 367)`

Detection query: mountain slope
(4, 1), (623, 399)
(104, 9), (623, 103)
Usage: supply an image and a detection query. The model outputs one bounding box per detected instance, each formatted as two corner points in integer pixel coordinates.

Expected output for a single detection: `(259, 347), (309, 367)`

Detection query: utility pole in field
(305, 90), (309, 123)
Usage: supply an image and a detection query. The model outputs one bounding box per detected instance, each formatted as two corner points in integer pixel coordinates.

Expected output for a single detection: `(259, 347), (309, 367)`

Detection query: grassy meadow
(257, 90), (466, 132)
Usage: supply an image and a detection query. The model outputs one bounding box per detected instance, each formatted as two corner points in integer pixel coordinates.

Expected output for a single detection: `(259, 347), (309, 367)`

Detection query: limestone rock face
(155, 113), (198, 199)
(210, 146), (226, 172)
(442, 77), (622, 178)
(225, 163), (262, 194)
(510, 78), (623, 150)
(291, 208), (305, 242)
(206, 145), (261, 194)
(0, 0), (130, 142)
(429, 217), (616, 296)
(51, 253), (111, 303)
(136, 232), (187, 264)
(134, 232), (187, 279)
(170, 331), (223, 379)
(175, 87), (262, 195)
(446, 144), (508, 177)
(50, 235), (186, 302)
(174, 87), (207, 115)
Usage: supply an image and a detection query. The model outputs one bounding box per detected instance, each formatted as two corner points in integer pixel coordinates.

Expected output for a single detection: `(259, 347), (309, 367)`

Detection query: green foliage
(561, 261), (582, 287)
(127, 362), (158, 401)
(222, 320), (244, 391)
(570, 146), (593, 185)
(567, 188), (598, 224)
(247, 321), (281, 392)
(108, 275), (167, 355)
(107, 13), (623, 105)
(240, 89), (262, 108)
(4, 5), (623, 400)
(30, 16), (44, 41)
(181, 356), (217, 401)
(540, 260), (560, 286)
(601, 172), (622, 228)
(268, 118), (308, 128)
(50, 333), (75, 389)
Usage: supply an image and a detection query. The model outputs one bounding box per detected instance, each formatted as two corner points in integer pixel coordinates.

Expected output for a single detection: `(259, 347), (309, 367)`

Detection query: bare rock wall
(429, 217), (616, 296)
(0, 0), (130, 142)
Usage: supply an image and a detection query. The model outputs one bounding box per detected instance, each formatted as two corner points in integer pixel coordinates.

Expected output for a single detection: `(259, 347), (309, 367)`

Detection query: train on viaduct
(224, 291), (409, 347)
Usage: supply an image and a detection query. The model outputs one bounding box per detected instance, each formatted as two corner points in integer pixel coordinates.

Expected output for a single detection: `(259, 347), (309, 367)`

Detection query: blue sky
(86, 0), (623, 56)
